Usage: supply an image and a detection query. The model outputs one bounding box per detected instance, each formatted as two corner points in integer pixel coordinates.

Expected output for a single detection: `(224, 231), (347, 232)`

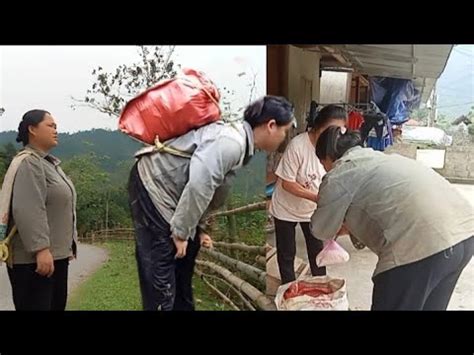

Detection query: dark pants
(7, 258), (69, 311)
(372, 236), (474, 310)
(128, 163), (201, 311)
(274, 217), (326, 285)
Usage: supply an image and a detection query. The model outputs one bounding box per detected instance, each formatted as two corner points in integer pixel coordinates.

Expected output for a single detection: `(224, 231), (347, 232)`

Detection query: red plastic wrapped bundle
(283, 280), (334, 300)
(119, 68), (221, 144)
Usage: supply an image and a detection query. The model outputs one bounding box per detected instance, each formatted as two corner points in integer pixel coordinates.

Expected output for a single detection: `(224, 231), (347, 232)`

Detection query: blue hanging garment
(369, 77), (421, 126)
(360, 104), (393, 151)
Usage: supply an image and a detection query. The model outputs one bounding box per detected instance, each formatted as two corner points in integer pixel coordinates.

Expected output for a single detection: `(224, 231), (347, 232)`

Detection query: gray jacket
(137, 120), (254, 241)
(311, 146), (474, 277)
(10, 145), (77, 264)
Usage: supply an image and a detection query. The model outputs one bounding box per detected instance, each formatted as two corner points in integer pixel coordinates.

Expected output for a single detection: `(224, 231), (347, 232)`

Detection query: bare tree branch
(74, 46), (178, 118)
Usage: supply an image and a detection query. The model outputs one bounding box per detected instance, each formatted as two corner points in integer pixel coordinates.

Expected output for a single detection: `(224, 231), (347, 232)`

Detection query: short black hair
(244, 96), (295, 129)
(316, 126), (363, 162)
(16, 109), (50, 146)
(311, 104), (347, 130)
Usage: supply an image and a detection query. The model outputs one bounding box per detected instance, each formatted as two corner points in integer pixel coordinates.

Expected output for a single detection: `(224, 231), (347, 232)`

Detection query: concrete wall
(385, 143), (474, 180)
(319, 71), (351, 104)
(384, 143), (417, 159)
(436, 145), (474, 179)
(287, 46), (321, 133)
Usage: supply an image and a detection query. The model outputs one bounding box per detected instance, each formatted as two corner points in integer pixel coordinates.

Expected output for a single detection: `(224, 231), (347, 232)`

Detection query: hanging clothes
(360, 111), (393, 151)
(347, 111), (364, 131)
(368, 77), (421, 126)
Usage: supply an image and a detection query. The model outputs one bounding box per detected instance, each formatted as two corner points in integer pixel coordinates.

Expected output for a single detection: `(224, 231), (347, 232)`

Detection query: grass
(67, 240), (231, 311)
(216, 211), (267, 246)
(67, 240), (141, 310)
(67, 196), (265, 311)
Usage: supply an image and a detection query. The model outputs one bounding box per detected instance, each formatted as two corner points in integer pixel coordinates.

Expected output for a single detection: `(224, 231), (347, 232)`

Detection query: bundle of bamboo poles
(196, 200), (275, 311)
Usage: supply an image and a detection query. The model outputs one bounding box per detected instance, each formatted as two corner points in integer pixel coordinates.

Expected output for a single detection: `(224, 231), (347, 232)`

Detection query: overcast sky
(1, 45), (471, 133)
(0, 46), (266, 133)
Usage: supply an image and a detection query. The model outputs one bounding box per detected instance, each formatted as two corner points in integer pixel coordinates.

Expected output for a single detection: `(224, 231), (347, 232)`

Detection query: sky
(0, 45), (266, 133)
(1, 44), (471, 133)
(436, 44), (474, 117)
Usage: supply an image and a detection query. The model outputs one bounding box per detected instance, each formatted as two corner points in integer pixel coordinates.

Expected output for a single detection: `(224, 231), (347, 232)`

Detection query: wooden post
(225, 198), (238, 244)
(105, 191), (109, 240)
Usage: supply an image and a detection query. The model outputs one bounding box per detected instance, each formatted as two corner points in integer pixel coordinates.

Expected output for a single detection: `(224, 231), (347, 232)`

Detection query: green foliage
(435, 112), (451, 131)
(0, 128), (264, 239)
(411, 107), (430, 125)
(62, 154), (109, 235)
(468, 124), (474, 136)
(215, 192), (266, 247)
(468, 106), (474, 137)
(0, 142), (19, 183)
(230, 151), (266, 203)
(61, 154), (132, 236)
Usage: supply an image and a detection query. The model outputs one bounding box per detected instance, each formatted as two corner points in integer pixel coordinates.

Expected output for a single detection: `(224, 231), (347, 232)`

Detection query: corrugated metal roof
(309, 45), (454, 103)
(339, 45), (453, 102)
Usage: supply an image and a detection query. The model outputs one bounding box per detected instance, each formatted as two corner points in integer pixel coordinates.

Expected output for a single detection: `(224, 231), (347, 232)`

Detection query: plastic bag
(275, 276), (349, 310)
(119, 68), (221, 144)
(315, 240), (350, 267)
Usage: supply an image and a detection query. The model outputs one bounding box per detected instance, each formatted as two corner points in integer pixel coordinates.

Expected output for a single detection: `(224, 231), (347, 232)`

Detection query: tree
(62, 153), (134, 236)
(0, 109), (5, 179)
(0, 143), (18, 182)
(467, 106), (474, 139)
(3, 143), (18, 166)
(0, 154), (6, 184)
(468, 124), (474, 136)
(62, 154), (110, 236)
(72, 46), (179, 117)
(72, 45), (255, 121)
(434, 113), (451, 132)
(411, 107), (429, 125)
